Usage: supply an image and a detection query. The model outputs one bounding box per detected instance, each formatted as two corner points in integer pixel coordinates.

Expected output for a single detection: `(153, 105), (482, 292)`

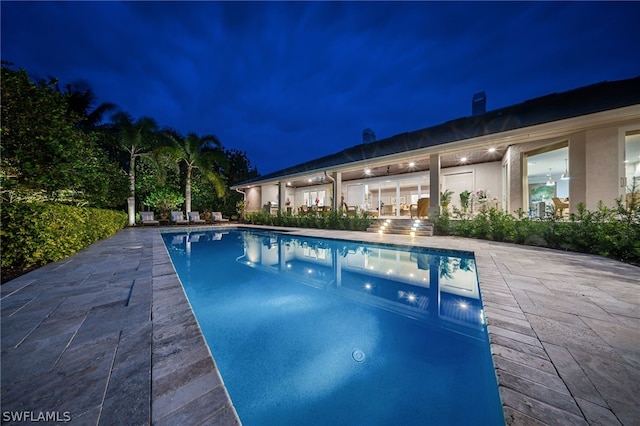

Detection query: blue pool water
(163, 229), (504, 426)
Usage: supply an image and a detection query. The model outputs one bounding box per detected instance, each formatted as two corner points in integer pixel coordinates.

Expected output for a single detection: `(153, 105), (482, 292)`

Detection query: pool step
(367, 219), (434, 236)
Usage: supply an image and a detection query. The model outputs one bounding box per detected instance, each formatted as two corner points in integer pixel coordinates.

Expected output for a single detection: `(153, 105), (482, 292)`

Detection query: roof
(234, 76), (640, 187)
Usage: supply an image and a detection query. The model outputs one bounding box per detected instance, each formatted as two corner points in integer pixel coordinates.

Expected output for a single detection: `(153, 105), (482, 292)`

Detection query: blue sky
(2, 1), (639, 175)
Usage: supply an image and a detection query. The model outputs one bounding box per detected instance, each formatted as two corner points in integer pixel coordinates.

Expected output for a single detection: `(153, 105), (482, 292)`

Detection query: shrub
(143, 187), (185, 218)
(244, 209), (373, 232)
(432, 210), (452, 235)
(433, 202), (639, 265)
(1, 202), (127, 280)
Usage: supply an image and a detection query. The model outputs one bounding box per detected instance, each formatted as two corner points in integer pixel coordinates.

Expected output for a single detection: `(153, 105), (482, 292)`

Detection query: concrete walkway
(1, 226), (638, 425)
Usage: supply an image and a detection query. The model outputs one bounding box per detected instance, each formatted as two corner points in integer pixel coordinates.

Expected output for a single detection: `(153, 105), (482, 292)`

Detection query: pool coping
(2, 225), (638, 425)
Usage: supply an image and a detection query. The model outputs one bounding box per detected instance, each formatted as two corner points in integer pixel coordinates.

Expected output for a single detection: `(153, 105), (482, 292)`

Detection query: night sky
(2, 1), (639, 175)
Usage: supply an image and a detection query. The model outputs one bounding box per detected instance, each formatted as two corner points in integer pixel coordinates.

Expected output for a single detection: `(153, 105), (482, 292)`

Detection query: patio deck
(1, 225), (638, 425)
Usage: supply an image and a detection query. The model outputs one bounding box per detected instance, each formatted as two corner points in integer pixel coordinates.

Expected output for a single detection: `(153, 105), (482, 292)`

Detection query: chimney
(362, 128), (376, 144)
(472, 91), (486, 116)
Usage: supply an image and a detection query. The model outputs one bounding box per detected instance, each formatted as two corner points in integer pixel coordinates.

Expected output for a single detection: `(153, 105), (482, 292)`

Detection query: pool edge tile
(151, 231), (241, 425)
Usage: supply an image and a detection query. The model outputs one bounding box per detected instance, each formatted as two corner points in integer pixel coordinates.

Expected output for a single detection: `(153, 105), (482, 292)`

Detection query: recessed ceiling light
(409, 161), (416, 167)
(365, 168), (372, 175)
(460, 157), (468, 162)
(488, 147), (496, 153)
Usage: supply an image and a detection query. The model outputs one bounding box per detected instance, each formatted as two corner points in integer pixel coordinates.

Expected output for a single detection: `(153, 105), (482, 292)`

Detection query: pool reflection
(168, 229), (485, 339)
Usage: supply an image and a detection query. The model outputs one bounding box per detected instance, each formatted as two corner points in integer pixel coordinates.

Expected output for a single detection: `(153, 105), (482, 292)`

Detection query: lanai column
(429, 153), (441, 217)
(279, 181), (287, 213)
(568, 132), (586, 214)
(333, 172), (342, 211)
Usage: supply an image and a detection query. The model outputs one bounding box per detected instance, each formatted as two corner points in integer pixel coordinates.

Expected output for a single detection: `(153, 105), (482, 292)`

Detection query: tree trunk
(185, 165), (192, 213)
(128, 153), (136, 226)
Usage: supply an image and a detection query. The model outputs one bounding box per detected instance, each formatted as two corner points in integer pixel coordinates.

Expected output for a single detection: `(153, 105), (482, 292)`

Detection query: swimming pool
(163, 229), (504, 425)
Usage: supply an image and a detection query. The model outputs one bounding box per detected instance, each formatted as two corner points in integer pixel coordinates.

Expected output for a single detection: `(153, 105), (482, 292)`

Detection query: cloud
(2, 1), (639, 174)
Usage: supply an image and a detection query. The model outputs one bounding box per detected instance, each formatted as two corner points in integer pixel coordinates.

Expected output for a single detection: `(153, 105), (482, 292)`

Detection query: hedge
(433, 202), (640, 265)
(1, 202), (128, 277)
(244, 209), (374, 231)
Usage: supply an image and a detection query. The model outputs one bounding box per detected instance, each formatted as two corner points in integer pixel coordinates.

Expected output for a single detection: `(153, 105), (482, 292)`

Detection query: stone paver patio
(2, 225), (638, 425)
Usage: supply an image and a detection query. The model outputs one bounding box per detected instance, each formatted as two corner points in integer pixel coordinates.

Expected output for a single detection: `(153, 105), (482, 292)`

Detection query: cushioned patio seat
(171, 211), (189, 225)
(188, 211), (206, 224)
(211, 212), (229, 222)
(139, 211), (159, 226)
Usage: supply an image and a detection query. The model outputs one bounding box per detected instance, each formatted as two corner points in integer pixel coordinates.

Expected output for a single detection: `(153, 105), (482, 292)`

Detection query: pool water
(163, 229), (504, 426)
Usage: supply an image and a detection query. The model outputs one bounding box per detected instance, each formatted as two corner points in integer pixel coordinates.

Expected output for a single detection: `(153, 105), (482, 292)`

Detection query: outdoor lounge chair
(139, 211), (159, 226)
(170, 211), (189, 225)
(188, 211), (206, 224)
(211, 211), (229, 222)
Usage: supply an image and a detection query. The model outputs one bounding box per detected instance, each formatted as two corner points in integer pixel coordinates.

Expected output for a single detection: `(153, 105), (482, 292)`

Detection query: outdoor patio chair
(552, 197), (569, 216)
(188, 211), (206, 225)
(412, 198), (430, 219)
(171, 211), (189, 225)
(139, 211), (159, 226)
(211, 212), (229, 222)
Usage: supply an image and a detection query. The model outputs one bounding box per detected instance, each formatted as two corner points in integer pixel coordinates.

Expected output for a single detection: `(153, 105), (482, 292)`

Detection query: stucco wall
(568, 132), (586, 212)
(262, 184), (279, 208)
(474, 162), (502, 199)
(585, 126), (620, 209)
(245, 187), (262, 212)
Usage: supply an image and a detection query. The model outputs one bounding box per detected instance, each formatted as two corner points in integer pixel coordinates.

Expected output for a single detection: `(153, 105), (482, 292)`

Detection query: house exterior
(232, 77), (640, 219)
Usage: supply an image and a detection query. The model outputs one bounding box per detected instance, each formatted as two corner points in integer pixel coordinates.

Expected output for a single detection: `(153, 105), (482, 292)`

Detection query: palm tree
(162, 132), (227, 213)
(59, 80), (116, 130)
(111, 112), (162, 225)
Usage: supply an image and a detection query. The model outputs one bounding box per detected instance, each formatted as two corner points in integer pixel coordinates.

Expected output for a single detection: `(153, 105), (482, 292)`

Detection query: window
(303, 190), (326, 206)
(625, 130), (640, 193)
(524, 143), (568, 217)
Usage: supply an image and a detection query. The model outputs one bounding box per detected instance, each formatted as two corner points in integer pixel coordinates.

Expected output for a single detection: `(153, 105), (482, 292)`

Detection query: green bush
(432, 201), (639, 265)
(244, 209), (374, 232)
(1, 202), (127, 277)
(143, 187), (185, 217)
